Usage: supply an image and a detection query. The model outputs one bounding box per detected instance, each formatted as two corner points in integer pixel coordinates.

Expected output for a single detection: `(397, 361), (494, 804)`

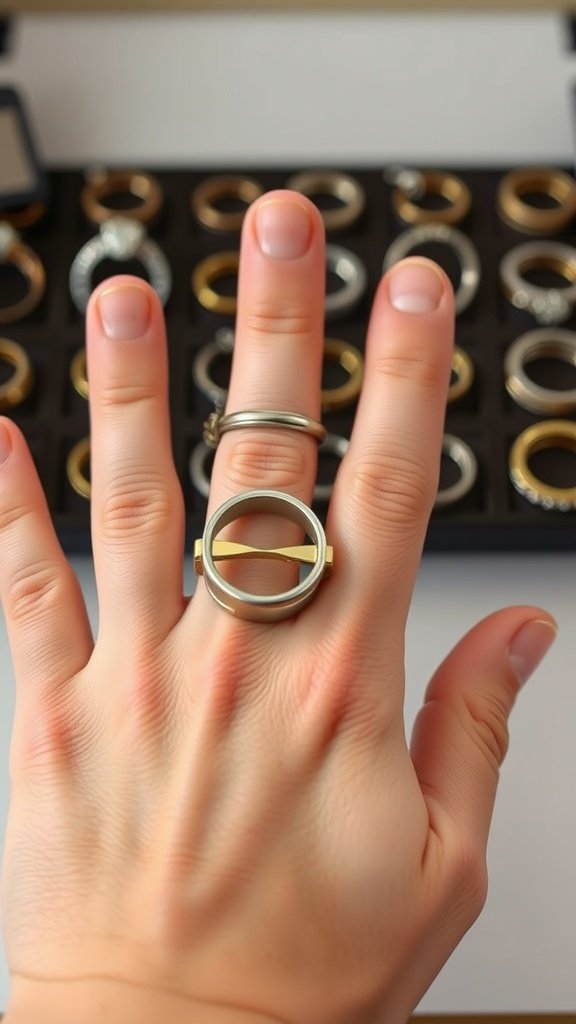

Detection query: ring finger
(197, 190), (326, 602)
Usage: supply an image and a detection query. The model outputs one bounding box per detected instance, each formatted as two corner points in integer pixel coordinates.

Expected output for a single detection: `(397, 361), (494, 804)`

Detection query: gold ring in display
(392, 170), (472, 226)
(66, 437), (91, 500)
(191, 175), (264, 232)
(0, 202), (46, 230)
(191, 251), (239, 315)
(285, 170), (366, 231)
(70, 348), (89, 400)
(447, 346), (474, 404)
(0, 337), (34, 411)
(321, 339), (364, 412)
(0, 222), (46, 324)
(81, 167), (163, 225)
(497, 167), (576, 236)
(509, 420), (576, 511)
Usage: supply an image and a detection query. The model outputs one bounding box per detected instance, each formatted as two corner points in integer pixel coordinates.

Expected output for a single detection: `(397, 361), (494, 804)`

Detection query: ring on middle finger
(203, 409), (327, 449)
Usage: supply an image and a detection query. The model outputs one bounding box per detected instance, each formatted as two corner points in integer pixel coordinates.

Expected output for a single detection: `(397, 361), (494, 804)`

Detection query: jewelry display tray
(2, 164), (576, 554)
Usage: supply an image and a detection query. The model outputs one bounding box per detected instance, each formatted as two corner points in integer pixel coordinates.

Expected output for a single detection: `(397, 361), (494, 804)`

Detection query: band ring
(434, 433), (478, 508)
(383, 224), (480, 316)
(500, 241), (576, 325)
(509, 420), (576, 511)
(325, 244), (368, 320)
(191, 330), (364, 413)
(194, 489), (333, 622)
(81, 167), (163, 225)
(70, 348), (89, 400)
(191, 175), (264, 232)
(497, 168), (576, 236)
(321, 339), (364, 411)
(69, 216), (172, 313)
(191, 251), (239, 316)
(504, 328), (576, 415)
(190, 433), (348, 503)
(203, 408), (327, 449)
(0, 337), (34, 411)
(66, 437), (91, 500)
(392, 169), (472, 226)
(0, 201), (46, 230)
(285, 170), (366, 231)
(0, 222), (46, 324)
(448, 346), (475, 404)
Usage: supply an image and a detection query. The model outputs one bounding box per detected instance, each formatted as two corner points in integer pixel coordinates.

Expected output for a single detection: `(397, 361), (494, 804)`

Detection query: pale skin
(0, 192), (556, 1024)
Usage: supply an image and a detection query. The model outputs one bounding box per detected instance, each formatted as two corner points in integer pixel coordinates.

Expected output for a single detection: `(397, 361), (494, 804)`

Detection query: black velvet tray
(1, 164), (576, 553)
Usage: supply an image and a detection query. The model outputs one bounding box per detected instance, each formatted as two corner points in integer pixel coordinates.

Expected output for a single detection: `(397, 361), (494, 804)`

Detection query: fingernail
(255, 199), (313, 260)
(507, 619), (557, 686)
(389, 259), (444, 313)
(0, 421), (12, 464)
(97, 283), (151, 340)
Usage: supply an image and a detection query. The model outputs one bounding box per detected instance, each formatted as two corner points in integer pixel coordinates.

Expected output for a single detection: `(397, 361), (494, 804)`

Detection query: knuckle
(349, 448), (436, 532)
(462, 689), (511, 773)
(98, 472), (173, 540)
(245, 301), (317, 341)
(99, 377), (158, 409)
(0, 500), (34, 535)
(374, 347), (447, 395)
(222, 435), (310, 492)
(6, 560), (68, 623)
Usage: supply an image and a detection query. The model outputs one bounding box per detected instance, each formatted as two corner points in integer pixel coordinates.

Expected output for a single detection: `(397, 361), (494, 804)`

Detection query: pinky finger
(0, 419), (93, 696)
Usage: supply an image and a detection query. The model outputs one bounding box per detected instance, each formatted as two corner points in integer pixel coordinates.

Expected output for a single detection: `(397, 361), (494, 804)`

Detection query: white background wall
(1, 10), (575, 1014)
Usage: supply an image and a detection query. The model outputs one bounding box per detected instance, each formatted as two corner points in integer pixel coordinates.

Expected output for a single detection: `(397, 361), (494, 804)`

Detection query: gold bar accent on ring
(194, 540), (334, 574)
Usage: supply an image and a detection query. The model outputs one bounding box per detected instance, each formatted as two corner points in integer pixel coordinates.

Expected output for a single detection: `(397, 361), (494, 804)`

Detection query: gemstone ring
(69, 216), (172, 313)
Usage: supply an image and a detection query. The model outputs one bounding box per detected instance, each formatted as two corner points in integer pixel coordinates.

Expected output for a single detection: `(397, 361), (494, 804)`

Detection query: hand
(0, 191), (556, 1024)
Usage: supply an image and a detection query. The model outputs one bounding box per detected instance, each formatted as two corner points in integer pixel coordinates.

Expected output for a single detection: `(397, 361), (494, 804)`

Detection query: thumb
(410, 606), (557, 856)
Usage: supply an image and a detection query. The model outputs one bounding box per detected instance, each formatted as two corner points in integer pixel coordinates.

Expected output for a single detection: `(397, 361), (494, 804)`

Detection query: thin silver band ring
(325, 244), (368, 320)
(434, 434), (478, 508)
(203, 409), (327, 449)
(383, 223), (480, 316)
(504, 328), (576, 414)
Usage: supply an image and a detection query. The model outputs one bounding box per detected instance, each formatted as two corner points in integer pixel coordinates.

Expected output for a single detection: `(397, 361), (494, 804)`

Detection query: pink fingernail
(0, 421), (12, 465)
(389, 259), (444, 313)
(97, 283), (151, 340)
(507, 619), (557, 686)
(254, 199), (313, 260)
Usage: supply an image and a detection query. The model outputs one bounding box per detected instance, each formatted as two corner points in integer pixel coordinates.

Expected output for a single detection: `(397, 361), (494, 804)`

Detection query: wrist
(4, 977), (283, 1024)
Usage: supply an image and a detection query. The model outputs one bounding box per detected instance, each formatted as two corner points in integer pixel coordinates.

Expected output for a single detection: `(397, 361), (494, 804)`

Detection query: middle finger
(200, 191), (326, 598)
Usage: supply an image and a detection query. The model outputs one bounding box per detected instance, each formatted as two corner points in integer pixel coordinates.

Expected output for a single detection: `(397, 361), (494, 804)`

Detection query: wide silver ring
(196, 489), (331, 622)
(325, 244), (368, 320)
(500, 241), (576, 325)
(190, 433), (348, 503)
(504, 328), (576, 414)
(434, 433), (478, 508)
(383, 223), (481, 316)
(69, 216), (172, 313)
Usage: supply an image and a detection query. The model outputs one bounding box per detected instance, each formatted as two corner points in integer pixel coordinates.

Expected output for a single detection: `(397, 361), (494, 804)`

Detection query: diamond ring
(69, 216), (172, 313)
